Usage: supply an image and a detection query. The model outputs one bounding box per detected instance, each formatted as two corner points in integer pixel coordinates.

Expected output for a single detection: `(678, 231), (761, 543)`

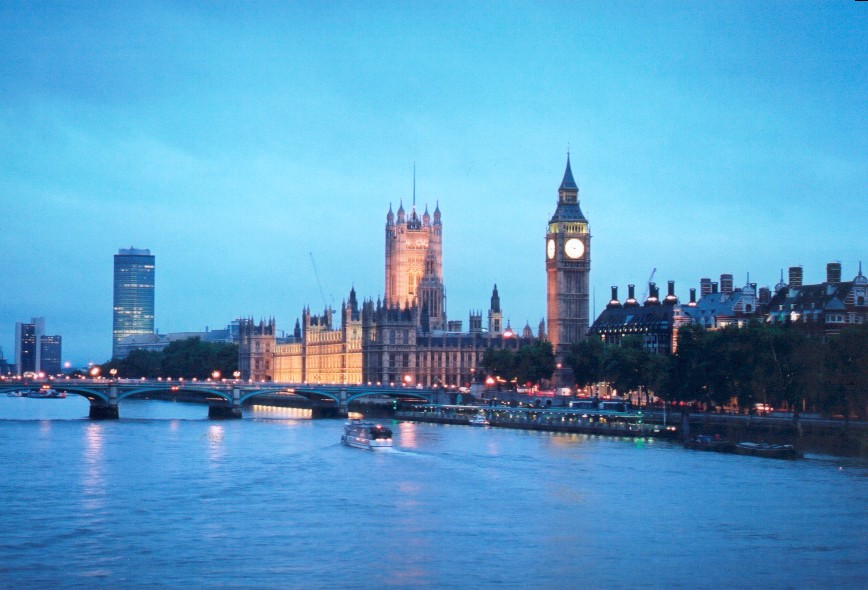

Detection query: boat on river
(468, 412), (490, 427)
(734, 441), (801, 459)
(684, 434), (736, 453)
(341, 419), (393, 450)
(26, 388), (65, 399)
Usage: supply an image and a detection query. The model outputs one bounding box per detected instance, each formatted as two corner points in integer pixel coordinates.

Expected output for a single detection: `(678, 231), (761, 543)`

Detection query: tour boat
(684, 434), (736, 453)
(734, 441), (801, 460)
(468, 413), (490, 427)
(341, 419), (393, 450)
(26, 388), (65, 399)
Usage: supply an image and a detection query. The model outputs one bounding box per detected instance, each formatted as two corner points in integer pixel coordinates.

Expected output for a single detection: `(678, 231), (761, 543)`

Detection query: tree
(600, 335), (648, 396)
(480, 347), (516, 382)
(515, 341), (556, 384)
(825, 324), (868, 419)
(103, 338), (238, 379)
(564, 337), (605, 388)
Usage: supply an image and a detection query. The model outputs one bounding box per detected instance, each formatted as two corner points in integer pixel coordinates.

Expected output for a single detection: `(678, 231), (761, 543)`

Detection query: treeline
(102, 337), (239, 380)
(480, 342), (556, 386)
(565, 322), (867, 419)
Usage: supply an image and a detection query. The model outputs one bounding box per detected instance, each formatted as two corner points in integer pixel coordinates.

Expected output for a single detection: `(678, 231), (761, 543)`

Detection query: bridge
(0, 379), (441, 419)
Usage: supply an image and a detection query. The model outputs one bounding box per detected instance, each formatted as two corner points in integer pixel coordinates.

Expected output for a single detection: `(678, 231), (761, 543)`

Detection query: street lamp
(233, 371), (241, 381)
(90, 366), (101, 380)
(109, 368), (118, 381)
(212, 370), (221, 381)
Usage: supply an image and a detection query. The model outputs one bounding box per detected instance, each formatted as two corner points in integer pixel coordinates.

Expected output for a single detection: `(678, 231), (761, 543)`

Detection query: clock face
(564, 238), (585, 259)
(546, 239), (555, 259)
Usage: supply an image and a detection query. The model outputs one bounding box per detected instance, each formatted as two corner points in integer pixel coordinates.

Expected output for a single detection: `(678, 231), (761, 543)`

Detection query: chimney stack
(608, 286), (622, 309)
(700, 278), (712, 296)
(646, 283), (660, 306)
(759, 287), (771, 304)
(789, 266), (803, 288)
(625, 284), (638, 306)
(712, 282), (719, 294)
(689, 288), (697, 305)
(720, 274), (733, 295)
(826, 262), (841, 285)
(664, 280), (678, 304)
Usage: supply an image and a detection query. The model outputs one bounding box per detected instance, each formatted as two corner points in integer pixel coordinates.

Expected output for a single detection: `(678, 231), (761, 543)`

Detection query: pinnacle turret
(559, 153), (578, 192)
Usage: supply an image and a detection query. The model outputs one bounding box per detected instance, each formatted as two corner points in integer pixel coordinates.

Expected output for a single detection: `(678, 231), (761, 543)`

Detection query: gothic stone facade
(546, 155), (591, 355)
(240, 193), (544, 384)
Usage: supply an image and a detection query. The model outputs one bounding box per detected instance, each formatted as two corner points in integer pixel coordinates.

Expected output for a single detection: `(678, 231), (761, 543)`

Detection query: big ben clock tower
(546, 154), (590, 355)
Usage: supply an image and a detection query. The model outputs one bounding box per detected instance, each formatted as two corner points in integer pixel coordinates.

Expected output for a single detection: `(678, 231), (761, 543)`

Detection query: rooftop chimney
(645, 282), (660, 306)
(625, 284), (638, 307)
(689, 288), (697, 306)
(608, 286), (622, 309)
(720, 274), (733, 295)
(789, 266), (803, 288)
(826, 262), (842, 285)
(759, 287), (771, 305)
(711, 282), (719, 294)
(664, 280), (678, 304)
(700, 278), (712, 296)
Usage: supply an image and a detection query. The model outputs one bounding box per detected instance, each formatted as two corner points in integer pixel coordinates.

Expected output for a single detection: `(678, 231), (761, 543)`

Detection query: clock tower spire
(546, 154), (591, 355)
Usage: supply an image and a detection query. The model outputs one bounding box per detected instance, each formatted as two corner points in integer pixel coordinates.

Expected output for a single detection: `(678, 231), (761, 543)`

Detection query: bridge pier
(338, 388), (348, 416)
(89, 404), (119, 420)
(208, 405), (243, 419)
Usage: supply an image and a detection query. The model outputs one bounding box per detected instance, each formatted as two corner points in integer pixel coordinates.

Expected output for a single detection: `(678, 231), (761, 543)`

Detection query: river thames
(1, 396), (865, 589)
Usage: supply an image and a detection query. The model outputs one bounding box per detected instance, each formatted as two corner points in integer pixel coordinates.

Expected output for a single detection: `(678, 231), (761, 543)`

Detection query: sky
(1, 1), (865, 366)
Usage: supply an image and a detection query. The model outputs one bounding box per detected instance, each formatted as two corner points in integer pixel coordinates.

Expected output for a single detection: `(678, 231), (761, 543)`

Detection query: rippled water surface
(0, 397), (865, 589)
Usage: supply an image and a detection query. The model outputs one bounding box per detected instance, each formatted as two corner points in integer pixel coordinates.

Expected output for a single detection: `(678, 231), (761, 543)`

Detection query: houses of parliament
(239, 157), (591, 385)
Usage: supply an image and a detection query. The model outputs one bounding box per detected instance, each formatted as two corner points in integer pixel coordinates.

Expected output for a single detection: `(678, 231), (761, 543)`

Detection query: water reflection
(39, 419), (52, 436)
(398, 421), (417, 448)
(249, 405), (312, 419)
(82, 423), (105, 513)
(207, 424), (225, 464)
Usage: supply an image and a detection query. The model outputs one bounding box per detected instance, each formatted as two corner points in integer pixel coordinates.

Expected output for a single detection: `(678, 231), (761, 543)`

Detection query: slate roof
(559, 155), (578, 191)
(549, 201), (587, 223)
(590, 302), (676, 335)
(767, 281), (855, 317)
(550, 155), (587, 223)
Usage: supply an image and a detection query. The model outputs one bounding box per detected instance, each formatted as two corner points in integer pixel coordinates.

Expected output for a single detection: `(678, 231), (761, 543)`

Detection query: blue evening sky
(1, 1), (865, 366)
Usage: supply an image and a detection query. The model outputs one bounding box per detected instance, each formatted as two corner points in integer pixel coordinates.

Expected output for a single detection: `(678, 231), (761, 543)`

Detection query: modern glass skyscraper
(14, 318), (41, 374)
(39, 335), (62, 375)
(112, 247), (155, 358)
(14, 317), (61, 375)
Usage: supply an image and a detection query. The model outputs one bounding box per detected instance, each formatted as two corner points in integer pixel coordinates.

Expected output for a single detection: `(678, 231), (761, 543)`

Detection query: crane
(309, 252), (334, 309)
(643, 268), (657, 300)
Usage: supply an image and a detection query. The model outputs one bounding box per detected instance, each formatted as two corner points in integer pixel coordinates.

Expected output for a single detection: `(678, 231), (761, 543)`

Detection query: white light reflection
(82, 423), (106, 513)
(249, 405), (312, 419)
(398, 422), (417, 449)
(208, 424), (225, 464)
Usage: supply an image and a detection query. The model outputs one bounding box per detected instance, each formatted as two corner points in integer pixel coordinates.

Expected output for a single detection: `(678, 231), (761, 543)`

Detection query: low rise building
(766, 262), (867, 337)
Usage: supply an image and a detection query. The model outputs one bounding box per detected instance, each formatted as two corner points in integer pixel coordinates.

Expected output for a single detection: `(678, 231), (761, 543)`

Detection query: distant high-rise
(14, 317), (42, 374)
(113, 247), (155, 358)
(14, 317), (61, 375)
(39, 335), (62, 375)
